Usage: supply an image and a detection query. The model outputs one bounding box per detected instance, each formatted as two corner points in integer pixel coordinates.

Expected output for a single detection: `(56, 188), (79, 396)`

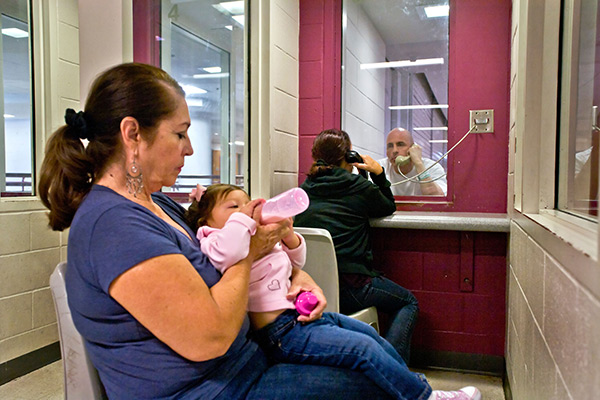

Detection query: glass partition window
(160, 0), (246, 193)
(341, 0), (449, 197)
(558, 0), (600, 220)
(1, 0), (33, 197)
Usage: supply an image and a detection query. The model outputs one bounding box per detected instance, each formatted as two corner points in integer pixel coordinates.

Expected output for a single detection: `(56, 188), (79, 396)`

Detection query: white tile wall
(0, 213), (31, 255)
(58, 22), (80, 63)
(508, 221), (600, 399)
(0, 325), (58, 364)
(272, 88), (299, 135)
(271, 129), (299, 173)
(271, 47), (299, 98)
(0, 249), (61, 297)
(0, 294), (33, 340)
(268, 0), (299, 195)
(272, 2), (299, 58)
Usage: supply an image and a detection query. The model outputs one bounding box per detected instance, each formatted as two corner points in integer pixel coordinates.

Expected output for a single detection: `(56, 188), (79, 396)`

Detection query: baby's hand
(240, 199), (265, 222)
(281, 218), (301, 249)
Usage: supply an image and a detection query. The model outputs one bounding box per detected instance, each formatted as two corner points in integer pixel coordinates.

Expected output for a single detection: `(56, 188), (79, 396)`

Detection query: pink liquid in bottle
(294, 291), (318, 316)
(261, 187), (310, 223)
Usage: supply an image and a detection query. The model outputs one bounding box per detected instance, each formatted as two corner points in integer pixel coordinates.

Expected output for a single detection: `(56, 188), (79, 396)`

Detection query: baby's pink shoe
(429, 386), (482, 400)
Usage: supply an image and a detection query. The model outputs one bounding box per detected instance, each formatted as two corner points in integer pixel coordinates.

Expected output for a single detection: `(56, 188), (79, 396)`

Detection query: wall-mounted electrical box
(469, 109), (494, 133)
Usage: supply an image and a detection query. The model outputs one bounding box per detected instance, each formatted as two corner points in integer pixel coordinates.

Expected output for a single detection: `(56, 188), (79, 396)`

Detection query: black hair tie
(64, 108), (92, 140)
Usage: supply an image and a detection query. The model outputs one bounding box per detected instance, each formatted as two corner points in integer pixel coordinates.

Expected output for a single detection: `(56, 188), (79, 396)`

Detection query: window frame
(133, 0), (251, 202)
(512, 0), (600, 299)
(0, 0), (46, 210)
(556, 0), (600, 221)
(0, 0), (35, 199)
(339, 0), (452, 206)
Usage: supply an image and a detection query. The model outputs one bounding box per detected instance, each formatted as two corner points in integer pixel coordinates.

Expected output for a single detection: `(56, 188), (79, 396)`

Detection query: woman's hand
(247, 216), (291, 261)
(287, 268), (327, 322)
(354, 154), (384, 176)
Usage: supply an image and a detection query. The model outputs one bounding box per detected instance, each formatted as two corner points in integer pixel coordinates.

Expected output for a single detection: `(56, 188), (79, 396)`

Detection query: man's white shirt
(376, 157), (447, 196)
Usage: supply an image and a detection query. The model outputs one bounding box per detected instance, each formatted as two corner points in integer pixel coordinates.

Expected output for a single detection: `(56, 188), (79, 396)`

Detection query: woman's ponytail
(38, 118), (94, 231)
(306, 129), (352, 178)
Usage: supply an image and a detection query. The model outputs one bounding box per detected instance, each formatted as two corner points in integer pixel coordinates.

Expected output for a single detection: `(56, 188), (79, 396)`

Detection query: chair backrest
(50, 262), (108, 400)
(294, 227), (380, 332)
(294, 227), (340, 313)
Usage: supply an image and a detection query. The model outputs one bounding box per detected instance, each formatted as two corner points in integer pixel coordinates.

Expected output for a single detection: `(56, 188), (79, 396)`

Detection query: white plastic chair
(50, 262), (108, 400)
(294, 227), (380, 332)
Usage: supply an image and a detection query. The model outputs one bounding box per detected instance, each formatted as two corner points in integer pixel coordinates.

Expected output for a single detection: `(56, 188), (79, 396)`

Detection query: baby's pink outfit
(197, 213), (306, 312)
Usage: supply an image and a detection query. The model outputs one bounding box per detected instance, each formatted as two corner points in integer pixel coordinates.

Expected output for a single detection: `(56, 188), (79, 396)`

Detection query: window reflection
(1, 1), (33, 196)
(160, 0), (245, 192)
(341, 0), (449, 197)
(559, 0), (600, 219)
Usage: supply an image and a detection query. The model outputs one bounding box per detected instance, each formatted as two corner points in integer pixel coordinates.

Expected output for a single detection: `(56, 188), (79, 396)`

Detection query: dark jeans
(252, 310), (431, 399)
(339, 275), (419, 363)
(213, 346), (404, 400)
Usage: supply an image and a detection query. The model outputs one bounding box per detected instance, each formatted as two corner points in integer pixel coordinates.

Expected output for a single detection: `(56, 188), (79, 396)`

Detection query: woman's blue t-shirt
(66, 185), (262, 399)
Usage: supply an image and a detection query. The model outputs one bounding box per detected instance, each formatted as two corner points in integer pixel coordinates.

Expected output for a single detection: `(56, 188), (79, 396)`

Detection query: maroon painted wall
(299, 0), (512, 214)
(372, 229), (506, 358)
(132, 0), (161, 66)
(298, 0), (342, 183)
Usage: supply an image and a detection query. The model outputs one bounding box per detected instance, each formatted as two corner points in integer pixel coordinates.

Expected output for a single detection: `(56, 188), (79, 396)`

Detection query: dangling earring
(126, 159), (143, 197)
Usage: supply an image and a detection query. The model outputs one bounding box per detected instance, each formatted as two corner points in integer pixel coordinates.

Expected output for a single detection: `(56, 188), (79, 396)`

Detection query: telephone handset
(395, 155), (411, 167)
(395, 145), (415, 167)
(345, 150), (368, 178)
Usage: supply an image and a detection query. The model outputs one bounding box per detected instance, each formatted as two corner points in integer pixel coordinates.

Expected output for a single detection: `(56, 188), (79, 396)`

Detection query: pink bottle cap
(295, 292), (318, 316)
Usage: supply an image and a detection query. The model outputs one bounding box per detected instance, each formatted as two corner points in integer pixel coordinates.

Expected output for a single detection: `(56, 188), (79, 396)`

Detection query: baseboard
(0, 342), (61, 386)
(502, 365), (512, 400)
(410, 349), (505, 376)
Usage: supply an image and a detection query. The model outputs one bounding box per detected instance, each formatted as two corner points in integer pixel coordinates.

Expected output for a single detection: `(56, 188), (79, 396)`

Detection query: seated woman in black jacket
(295, 128), (419, 364)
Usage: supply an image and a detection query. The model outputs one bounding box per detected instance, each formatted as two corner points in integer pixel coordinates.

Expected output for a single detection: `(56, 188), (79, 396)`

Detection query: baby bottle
(294, 291), (318, 316)
(261, 187), (310, 223)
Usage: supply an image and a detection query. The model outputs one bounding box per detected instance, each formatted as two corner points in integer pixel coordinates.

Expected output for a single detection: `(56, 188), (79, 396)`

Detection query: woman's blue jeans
(214, 339), (432, 400)
(250, 310), (431, 399)
(339, 276), (419, 363)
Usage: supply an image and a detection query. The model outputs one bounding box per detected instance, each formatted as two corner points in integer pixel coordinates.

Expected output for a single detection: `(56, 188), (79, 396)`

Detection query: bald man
(377, 128), (447, 196)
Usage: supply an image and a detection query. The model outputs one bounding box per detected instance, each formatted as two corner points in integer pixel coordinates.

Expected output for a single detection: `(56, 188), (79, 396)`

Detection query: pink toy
(261, 188), (310, 223)
(294, 291), (318, 316)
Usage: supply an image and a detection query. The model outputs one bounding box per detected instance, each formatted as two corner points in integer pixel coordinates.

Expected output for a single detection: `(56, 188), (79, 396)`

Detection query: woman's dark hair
(307, 129), (352, 178)
(38, 63), (186, 231)
(185, 184), (247, 231)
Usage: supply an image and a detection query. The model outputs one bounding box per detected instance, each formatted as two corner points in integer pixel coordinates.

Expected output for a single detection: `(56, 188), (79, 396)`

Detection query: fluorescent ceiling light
(232, 15), (245, 26)
(425, 5), (449, 18)
(360, 58), (443, 70)
(2, 28), (28, 38)
(203, 67), (222, 73)
(4, 114), (15, 118)
(214, 1), (244, 15)
(234, 141), (245, 146)
(389, 104), (449, 110)
(192, 72), (230, 79)
(414, 127), (448, 131)
(429, 139), (448, 143)
(180, 84), (207, 95)
(187, 99), (204, 107)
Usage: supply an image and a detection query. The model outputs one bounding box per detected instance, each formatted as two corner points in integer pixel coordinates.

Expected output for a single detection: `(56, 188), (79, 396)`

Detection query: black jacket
(294, 167), (396, 276)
